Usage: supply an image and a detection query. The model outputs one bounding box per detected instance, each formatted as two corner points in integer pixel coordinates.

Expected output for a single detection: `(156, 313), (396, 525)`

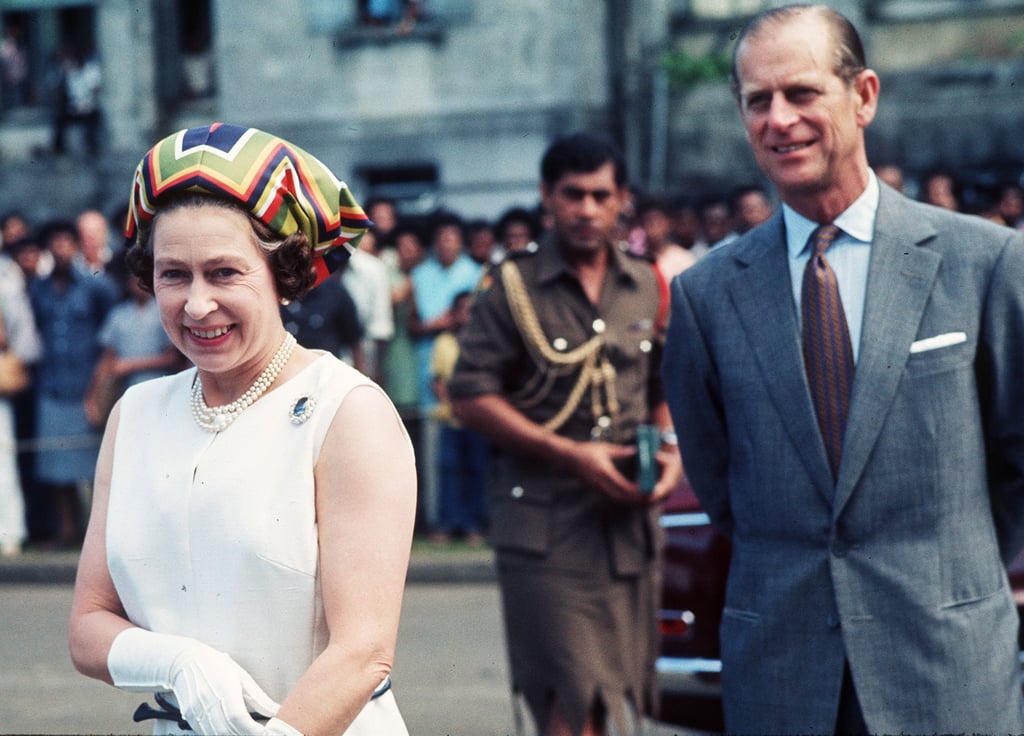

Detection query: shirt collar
(535, 233), (637, 287)
(784, 170), (880, 257)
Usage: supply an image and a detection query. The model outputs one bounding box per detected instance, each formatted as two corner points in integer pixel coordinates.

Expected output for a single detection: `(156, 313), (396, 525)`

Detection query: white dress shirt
(785, 170), (879, 363)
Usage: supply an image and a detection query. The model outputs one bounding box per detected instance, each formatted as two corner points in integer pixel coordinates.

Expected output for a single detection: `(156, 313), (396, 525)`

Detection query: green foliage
(660, 48), (732, 90)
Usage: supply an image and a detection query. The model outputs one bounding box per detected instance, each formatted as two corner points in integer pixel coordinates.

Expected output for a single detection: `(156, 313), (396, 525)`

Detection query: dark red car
(654, 481), (1024, 732)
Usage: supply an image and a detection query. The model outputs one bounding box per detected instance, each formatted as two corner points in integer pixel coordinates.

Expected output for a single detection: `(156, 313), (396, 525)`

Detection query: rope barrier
(15, 434), (102, 454)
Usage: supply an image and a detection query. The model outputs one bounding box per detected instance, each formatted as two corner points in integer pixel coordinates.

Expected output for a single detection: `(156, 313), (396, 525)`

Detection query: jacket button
(831, 540), (848, 558)
(511, 486), (524, 499)
(827, 613), (840, 629)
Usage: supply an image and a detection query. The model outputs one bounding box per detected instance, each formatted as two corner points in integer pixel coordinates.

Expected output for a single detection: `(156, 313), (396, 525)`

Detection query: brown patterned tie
(802, 224), (854, 480)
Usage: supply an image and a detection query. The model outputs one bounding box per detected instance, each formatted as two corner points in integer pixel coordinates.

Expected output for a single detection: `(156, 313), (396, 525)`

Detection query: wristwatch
(659, 429), (679, 447)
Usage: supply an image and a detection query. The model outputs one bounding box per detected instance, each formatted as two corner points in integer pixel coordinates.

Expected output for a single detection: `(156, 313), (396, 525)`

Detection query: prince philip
(662, 5), (1024, 734)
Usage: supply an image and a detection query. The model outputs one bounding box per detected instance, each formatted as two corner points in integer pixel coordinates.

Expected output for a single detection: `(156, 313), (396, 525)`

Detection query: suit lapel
(833, 188), (941, 515)
(727, 215), (835, 501)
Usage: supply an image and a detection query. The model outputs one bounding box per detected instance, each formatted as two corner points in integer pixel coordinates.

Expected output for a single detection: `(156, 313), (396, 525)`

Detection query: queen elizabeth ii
(69, 123), (416, 736)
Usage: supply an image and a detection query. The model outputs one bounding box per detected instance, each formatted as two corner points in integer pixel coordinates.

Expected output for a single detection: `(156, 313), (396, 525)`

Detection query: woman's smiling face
(152, 203), (284, 384)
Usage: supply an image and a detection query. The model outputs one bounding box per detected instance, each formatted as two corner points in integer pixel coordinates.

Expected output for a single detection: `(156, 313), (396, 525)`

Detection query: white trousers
(0, 398), (25, 546)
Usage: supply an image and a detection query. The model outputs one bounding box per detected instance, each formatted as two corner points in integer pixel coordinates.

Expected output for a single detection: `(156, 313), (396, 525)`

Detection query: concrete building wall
(97, 0), (157, 155)
(0, 1), (1021, 224)
(204, 0), (617, 219)
(0, 0), (630, 222)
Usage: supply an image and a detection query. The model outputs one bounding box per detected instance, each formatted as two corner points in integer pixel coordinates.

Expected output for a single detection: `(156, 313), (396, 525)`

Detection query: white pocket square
(909, 331), (967, 354)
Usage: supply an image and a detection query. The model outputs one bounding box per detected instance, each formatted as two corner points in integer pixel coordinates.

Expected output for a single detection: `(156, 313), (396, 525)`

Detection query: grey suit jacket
(662, 184), (1024, 734)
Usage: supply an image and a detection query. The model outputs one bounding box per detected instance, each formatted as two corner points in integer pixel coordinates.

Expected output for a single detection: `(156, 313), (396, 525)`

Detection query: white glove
(107, 627), (279, 735)
(264, 717), (303, 736)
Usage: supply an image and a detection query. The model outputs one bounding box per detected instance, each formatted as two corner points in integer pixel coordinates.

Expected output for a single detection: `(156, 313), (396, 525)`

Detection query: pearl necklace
(190, 332), (297, 432)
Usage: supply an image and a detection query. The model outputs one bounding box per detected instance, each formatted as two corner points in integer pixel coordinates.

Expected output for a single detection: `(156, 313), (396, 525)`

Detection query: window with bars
(305, 0), (422, 33)
(305, 0), (472, 45)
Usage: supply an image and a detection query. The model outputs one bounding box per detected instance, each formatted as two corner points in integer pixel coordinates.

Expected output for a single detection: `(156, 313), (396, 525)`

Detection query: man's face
(13, 243), (40, 277)
(468, 227), (495, 264)
(77, 212), (108, 262)
(736, 191), (773, 231)
(1000, 187), (1023, 223)
(671, 206), (698, 246)
(368, 201), (397, 235)
(356, 229), (377, 254)
(875, 165), (904, 192)
(734, 13), (878, 211)
(925, 175), (958, 210)
(503, 221), (533, 252)
(640, 208), (672, 246)
(396, 232), (424, 272)
(48, 232), (79, 272)
(433, 224), (463, 267)
(701, 203), (733, 244)
(541, 162), (626, 256)
(2, 216), (28, 245)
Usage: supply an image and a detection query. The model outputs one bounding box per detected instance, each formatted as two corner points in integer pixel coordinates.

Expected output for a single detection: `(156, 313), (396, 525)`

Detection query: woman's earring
(280, 298), (291, 306)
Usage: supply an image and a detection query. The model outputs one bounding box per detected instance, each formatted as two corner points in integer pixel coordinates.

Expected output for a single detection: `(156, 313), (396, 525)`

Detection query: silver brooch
(289, 395), (316, 425)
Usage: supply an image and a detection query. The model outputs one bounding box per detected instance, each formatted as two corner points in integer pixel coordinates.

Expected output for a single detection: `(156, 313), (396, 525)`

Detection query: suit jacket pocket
(903, 338), (972, 377)
(722, 606), (761, 624)
(939, 583), (1007, 611)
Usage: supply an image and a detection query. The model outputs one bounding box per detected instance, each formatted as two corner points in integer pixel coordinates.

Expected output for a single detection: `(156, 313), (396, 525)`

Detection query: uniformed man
(449, 132), (682, 736)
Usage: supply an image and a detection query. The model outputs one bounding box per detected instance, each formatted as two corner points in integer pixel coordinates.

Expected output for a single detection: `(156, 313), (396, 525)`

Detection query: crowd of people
(0, 157), (1022, 559)
(0, 184), (762, 555)
(0, 207), (185, 558)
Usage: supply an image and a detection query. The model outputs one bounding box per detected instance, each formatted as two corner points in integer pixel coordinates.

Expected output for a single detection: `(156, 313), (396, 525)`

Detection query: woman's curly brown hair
(125, 194), (319, 301)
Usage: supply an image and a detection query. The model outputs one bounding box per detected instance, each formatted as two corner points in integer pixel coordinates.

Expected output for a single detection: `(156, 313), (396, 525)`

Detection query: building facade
(0, 0), (628, 224)
(0, 0), (1021, 226)
(658, 0), (1024, 205)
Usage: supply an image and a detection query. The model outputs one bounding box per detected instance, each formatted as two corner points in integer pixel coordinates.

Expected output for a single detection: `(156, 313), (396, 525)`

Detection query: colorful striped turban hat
(125, 122), (370, 287)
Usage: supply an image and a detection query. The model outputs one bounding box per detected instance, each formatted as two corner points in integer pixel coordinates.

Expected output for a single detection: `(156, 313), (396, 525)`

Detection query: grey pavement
(0, 578), (698, 736)
(0, 542), (701, 735)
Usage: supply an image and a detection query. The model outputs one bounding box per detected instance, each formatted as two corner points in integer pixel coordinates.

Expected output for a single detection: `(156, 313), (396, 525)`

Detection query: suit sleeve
(977, 230), (1024, 563)
(661, 272), (733, 537)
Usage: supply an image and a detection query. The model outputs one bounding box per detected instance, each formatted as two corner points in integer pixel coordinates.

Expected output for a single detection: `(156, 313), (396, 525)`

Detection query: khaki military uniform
(448, 235), (665, 734)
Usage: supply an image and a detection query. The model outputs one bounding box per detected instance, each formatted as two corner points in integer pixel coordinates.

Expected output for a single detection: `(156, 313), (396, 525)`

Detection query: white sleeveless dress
(106, 353), (409, 735)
